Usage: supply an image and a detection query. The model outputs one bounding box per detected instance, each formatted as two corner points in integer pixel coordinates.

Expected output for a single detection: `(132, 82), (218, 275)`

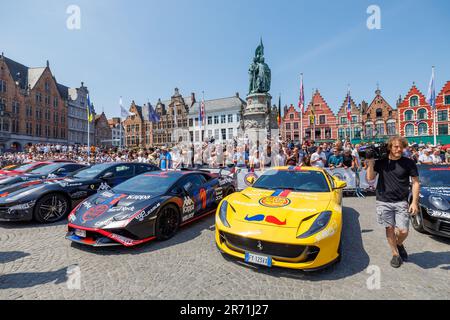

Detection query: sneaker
(397, 245), (408, 261)
(390, 255), (403, 268)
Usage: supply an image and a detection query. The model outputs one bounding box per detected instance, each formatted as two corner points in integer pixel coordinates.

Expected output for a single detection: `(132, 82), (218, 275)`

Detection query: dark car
(0, 162), (86, 189)
(411, 166), (450, 238)
(66, 169), (236, 247)
(0, 162), (159, 223)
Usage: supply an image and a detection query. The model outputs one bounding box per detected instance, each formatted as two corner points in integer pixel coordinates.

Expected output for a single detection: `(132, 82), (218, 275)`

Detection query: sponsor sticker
(259, 196), (291, 208)
(127, 195), (152, 200)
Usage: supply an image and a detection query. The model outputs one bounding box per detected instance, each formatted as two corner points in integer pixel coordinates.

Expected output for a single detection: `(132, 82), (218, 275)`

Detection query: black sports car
(411, 165), (450, 238)
(0, 162), (158, 223)
(66, 169), (236, 247)
(0, 162), (86, 189)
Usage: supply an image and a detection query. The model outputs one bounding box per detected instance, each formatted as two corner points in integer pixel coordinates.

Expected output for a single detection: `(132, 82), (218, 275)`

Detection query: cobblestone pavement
(0, 196), (449, 300)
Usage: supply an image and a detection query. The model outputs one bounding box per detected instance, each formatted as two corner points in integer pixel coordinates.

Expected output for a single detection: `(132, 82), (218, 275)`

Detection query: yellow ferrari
(215, 166), (346, 271)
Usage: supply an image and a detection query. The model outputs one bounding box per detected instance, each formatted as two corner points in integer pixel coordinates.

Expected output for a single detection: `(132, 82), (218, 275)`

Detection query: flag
(148, 102), (160, 123)
(173, 103), (177, 127)
(199, 95), (205, 129)
(277, 95), (281, 127)
(310, 105), (315, 125)
(120, 97), (133, 118)
(347, 89), (352, 122)
(87, 94), (94, 122)
(426, 67), (436, 110)
(190, 92), (196, 109)
(298, 74), (304, 113)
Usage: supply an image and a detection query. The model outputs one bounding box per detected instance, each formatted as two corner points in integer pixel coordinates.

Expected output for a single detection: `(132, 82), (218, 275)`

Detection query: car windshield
(252, 170), (330, 192)
(12, 162), (45, 172)
(419, 167), (450, 187)
(73, 163), (111, 179)
(112, 173), (181, 195)
(29, 163), (64, 175)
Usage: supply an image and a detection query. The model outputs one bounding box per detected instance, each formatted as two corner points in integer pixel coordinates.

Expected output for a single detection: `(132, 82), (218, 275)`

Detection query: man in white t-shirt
(418, 149), (433, 165)
(311, 146), (327, 168)
(431, 150), (442, 164)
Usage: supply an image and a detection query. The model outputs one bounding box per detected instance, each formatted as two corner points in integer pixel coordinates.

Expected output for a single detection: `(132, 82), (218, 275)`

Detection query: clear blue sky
(1, 0), (449, 117)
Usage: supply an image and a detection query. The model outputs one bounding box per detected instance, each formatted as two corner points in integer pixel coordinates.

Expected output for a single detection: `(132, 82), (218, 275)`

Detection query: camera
(359, 143), (388, 160)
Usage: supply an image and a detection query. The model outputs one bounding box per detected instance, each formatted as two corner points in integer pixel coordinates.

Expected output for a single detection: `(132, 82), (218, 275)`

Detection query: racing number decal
(199, 188), (207, 210)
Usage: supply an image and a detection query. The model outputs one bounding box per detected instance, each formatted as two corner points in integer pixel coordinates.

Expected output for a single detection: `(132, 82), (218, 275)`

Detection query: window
(294, 122), (298, 129)
(417, 108), (427, 120)
(228, 128), (233, 139)
(45, 95), (50, 105)
(437, 110), (448, 121)
(12, 120), (19, 133)
(405, 110), (414, 121)
(45, 81), (50, 92)
(289, 114), (294, 120)
(207, 116), (212, 125)
(376, 108), (383, 118)
(418, 123), (428, 136)
(53, 97), (58, 108)
(214, 129), (219, 140)
(12, 101), (19, 114)
(438, 124), (448, 135)
(26, 105), (32, 117)
(445, 95), (450, 105)
(376, 122), (384, 136)
(0, 80), (6, 92)
(352, 116), (357, 123)
(338, 128), (345, 139)
(221, 128), (226, 140)
(387, 122), (396, 135)
(405, 124), (414, 137)
(286, 123), (291, 130)
(221, 115), (226, 124)
(214, 116), (219, 124)
(365, 124), (373, 137)
(36, 93), (42, 104)
(353, 127), (361, 139)
(319, 115), (326, 124)
(207, 130), (212, 139)
(236, 114), (240, 122)
(228, 114), (233, 123)
(189, 118), (193, 127)
(340, 117), (347, 125)
(409, 96), (419, 107)
(181, 174), (205, 194)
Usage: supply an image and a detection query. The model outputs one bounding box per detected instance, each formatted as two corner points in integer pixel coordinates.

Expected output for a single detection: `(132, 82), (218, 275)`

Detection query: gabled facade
(363, 88), (397, 139)
(398, 84), (432, 137)
(94, 112), (112, 148)
(336, 95), (363, 140)
(435, 81), (450, 137)
(302, 90), (338, 141)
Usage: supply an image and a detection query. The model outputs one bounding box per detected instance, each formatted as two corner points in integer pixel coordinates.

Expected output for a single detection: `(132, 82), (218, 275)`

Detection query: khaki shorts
(376, 201), (410, 230)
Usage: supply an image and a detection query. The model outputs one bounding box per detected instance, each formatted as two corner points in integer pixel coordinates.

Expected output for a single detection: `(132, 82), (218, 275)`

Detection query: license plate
(245, 252), (272, 267)
(75, 229), (86, 238)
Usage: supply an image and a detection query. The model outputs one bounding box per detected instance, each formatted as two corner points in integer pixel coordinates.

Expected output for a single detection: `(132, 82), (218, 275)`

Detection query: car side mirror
(101, 172), (114, 180)
(245, 175), (256, 186)
(334, 180), (347, 189)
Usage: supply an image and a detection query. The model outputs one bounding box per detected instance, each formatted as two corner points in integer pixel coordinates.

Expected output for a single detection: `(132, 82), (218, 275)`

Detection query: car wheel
(34, 193), (70, 224)
(225, 187), (235, 197)
(411, 206), (427, 234)
(155, 204), (180, 241)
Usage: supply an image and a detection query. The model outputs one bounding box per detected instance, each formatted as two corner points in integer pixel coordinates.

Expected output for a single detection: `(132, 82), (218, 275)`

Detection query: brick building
(94, 112), (112, 148)
(336, 95), (363, 140)
(281, 104), (301, 142)
(362, 88), (397, 140)
(398, 82), (450, 143)
(108, 117), (124, 148)
(302, 90), (338, 142)
(0, 54), (68, 152)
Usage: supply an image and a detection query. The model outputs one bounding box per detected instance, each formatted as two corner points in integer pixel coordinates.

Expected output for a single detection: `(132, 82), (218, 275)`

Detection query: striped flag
(298, 74), (305, 113)
(426, 67), (436, 110)
(347, 88), (352, 122)
(86, 94), (94, 122)
(199, 94), (205, 129)
(278, 95), (281, 127)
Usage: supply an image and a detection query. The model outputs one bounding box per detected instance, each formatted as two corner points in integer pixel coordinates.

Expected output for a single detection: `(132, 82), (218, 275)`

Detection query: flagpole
(433, 66), (437, 146)
(119, 96), (122, 151)
(300, 73), (304, 145)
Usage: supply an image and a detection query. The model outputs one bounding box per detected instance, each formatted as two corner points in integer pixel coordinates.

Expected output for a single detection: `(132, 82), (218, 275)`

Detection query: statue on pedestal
(248, 39), (271, 94)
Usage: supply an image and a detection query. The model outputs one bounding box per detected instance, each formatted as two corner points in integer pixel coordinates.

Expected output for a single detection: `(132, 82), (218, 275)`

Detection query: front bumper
(0, 202), (34, 222)
(215, 218), (342, 270)
(67, 224), (156, 247)
(422, 208), (450, 238)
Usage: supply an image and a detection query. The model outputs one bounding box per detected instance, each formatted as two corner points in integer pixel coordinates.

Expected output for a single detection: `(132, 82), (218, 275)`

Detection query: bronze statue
(248, 39), (271, 94)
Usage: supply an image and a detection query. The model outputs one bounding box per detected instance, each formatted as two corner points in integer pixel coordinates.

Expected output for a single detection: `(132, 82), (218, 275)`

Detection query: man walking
(366, 136), (420, 268)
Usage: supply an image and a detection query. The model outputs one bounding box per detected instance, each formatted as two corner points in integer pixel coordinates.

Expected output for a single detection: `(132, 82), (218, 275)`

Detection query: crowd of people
(0, 139), (449, 170)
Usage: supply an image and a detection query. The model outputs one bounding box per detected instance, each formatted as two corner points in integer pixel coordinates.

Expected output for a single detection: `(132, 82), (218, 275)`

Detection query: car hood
(0, 177), (70, 203)
(226, 187), (332, 228)
(70, 191), (163, 228)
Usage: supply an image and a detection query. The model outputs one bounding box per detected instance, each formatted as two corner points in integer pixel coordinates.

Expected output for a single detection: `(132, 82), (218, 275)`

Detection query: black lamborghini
(66, 169), (236, 247)
(0, 162), (158, 223)
(411, 165), (450, 238)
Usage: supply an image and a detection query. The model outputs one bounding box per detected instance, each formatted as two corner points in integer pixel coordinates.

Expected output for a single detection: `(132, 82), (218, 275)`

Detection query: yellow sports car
(215, 166), (346, 271)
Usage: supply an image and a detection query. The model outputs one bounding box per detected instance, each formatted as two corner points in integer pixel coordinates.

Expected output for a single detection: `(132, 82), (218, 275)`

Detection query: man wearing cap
(418, 149), (433, 165)
(159, 146), (172, 171)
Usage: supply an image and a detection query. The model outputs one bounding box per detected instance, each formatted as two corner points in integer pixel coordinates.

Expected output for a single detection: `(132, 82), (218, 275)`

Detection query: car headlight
(219, 200), (230, 228)
(298, 211), (332, 239)
(429, 195), (450, 211)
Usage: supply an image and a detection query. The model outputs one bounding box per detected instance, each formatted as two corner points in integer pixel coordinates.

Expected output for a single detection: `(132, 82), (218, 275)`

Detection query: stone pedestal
(243, 93), (279, 144)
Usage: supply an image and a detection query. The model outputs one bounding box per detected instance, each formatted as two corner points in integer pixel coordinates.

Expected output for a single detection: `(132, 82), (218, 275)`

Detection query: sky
(1, 0), (450, 117)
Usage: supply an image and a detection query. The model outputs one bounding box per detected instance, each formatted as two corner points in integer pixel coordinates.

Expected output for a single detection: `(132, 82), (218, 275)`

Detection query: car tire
(411, 206), (427, 234)
(225, 187), (235, 197)
(155, 204), (180, 241)
(34, 193), (70, 224)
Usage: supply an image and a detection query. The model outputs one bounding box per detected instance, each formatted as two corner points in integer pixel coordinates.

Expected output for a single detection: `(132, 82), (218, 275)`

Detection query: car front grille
(439, 221), (450, 233)
(220, 231), (310, 259)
